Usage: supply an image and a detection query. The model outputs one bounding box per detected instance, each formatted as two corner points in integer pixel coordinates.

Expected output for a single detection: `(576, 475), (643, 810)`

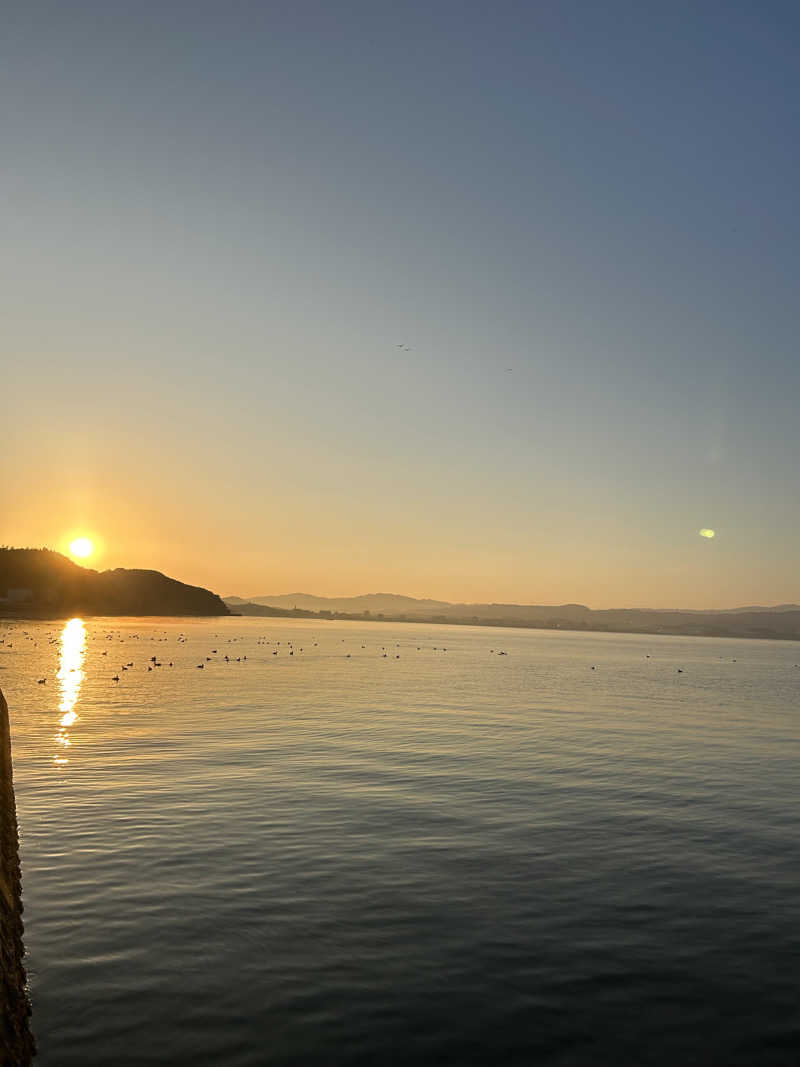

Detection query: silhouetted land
(0, 549), (230, 618)
(227, 593), (800, 641)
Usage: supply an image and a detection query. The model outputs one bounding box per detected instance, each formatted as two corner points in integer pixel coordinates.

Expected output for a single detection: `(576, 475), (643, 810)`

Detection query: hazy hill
(722, 604), (800, 614)
(227, 592), (596, 622)
(0, 548), (229, 617)
(228, 592), (470, 615)
(224, 591), (800, 640)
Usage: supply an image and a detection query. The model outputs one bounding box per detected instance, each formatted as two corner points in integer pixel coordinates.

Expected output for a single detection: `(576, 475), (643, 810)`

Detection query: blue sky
(3, 2), (799, 606)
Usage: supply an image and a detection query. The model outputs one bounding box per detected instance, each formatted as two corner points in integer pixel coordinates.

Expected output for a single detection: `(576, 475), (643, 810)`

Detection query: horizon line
(222, 591), (800, 615)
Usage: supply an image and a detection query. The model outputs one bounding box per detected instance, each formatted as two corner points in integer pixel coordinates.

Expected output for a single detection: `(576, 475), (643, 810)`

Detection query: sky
(3, 1), (799, 608)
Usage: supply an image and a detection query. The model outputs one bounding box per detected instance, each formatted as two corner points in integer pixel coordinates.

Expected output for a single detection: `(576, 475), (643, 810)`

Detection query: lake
(1, 617), (799, 1065)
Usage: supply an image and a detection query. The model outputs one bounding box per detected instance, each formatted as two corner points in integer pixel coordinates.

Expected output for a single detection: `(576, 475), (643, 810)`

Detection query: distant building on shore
(1, 589), (34, 605)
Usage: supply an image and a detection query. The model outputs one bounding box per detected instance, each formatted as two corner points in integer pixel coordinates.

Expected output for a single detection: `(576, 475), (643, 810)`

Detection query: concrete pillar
(0, 688), (35, 1065)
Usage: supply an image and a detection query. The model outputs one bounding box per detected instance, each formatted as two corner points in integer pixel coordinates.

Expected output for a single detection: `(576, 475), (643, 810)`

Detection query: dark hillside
(0, 548), (229, 617)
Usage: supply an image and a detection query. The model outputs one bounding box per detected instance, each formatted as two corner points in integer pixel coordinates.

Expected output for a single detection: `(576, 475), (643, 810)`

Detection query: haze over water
(2, 616), (799, 1065)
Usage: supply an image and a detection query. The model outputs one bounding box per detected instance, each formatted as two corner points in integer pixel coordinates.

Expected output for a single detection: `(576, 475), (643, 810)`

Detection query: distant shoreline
(226, 604), (800, 643)
(5, 607), (800, 642)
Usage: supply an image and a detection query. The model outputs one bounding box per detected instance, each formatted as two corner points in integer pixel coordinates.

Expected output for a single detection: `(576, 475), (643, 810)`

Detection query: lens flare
(699, 528), (716, 539)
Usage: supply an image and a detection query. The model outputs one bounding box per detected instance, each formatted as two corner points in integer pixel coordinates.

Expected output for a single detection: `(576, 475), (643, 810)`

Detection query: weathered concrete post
(0, 688), (35, 1065)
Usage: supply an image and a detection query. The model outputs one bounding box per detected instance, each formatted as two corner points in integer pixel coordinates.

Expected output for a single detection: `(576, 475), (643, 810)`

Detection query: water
(1, 617), (799, 1065)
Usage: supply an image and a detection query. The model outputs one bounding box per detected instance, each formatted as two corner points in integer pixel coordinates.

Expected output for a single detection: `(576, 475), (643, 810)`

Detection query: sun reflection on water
(55, 618), (86, 763)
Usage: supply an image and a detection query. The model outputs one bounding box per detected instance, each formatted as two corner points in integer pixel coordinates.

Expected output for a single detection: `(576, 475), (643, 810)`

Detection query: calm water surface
(1, 617), (799, 1065)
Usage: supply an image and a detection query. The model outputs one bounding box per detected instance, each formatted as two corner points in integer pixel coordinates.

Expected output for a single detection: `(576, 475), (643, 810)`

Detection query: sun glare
(69, 537), (94, 559)
(55, 617), (86, 764)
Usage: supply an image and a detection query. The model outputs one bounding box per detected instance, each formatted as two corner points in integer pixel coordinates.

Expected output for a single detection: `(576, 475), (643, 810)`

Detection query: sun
(69, 537), (94, 560)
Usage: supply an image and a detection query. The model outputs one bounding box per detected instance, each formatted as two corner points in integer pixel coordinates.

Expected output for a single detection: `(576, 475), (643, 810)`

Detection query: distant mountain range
(224, 592), (455, 615)
(4, 551), (796, 636)
(224, 592), (800, 641)
(1, 548), (229, 617)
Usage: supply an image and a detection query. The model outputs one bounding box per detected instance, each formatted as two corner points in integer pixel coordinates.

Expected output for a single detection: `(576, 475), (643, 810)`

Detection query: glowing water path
(55, 618), (86, 765)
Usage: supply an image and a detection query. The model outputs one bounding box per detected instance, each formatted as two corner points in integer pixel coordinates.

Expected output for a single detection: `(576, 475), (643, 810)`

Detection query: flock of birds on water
(0, 626), (478, 687)
(1, 623), (796, 695)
